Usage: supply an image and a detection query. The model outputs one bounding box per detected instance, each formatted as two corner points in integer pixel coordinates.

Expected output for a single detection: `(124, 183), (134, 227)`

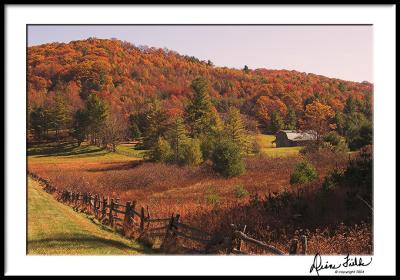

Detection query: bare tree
(100, 113), (128, 152)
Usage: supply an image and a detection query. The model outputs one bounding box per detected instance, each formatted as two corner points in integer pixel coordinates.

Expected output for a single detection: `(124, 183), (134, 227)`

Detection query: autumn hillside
(28, 37), (372, 126)
(27, 38), (373, 255)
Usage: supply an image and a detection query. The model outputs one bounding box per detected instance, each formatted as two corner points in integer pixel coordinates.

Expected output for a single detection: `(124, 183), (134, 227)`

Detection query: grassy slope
(115, 143), (148, 158)
(27, 177), (150, 255)
(27, 142), (146, 168)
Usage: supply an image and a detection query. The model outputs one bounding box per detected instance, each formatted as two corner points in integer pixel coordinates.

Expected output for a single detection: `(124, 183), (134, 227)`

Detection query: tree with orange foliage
(253, 95), (287, 131)
(302, 100), (336, 142)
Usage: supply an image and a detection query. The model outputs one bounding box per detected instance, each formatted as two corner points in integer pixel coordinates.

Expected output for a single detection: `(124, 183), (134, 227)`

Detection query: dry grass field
(27, 135), (372, 255)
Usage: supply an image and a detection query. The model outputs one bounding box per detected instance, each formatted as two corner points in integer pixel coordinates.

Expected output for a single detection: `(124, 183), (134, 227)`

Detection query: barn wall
(275, 132), (290, 147)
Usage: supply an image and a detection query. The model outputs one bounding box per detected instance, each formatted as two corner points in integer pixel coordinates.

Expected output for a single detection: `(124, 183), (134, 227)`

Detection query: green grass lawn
(261, 146), (303, 157)
(27, 177), (151, 255)
(28, 141), (147, 164)
(115, 143), (148, 158)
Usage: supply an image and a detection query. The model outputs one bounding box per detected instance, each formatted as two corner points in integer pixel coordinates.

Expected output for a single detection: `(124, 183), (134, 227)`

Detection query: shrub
(199, 135), (217, 160)
(179, 138), (203, 166)
(348, 123), (373, 151)
(290, 160), (318, 186)
(233, 184), (249, 198)
(149, 137), (174, 163)
(322, 168), (343, 192)
(211, 139), (245, 177)
(299, 142), (320, 155)
(251, 137), (263, 154)
(343, 145), (372, 191)
(324, 131), (349, 153)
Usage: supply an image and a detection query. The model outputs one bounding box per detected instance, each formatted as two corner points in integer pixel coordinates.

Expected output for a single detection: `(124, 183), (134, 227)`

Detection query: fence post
(160, 213), (175, 251)
(131, 201), (136, 221)
(97, 194), (101, 218)
(74, 192), (78, 207)
(101, 196), (107, 221)
(236, 224), (247, 252)
(173, 214), (180, 228)
(94, 195), (98, 217)
(90, 194), (94, 214)
(300, 235), (307, 255)
(123, 201), (132, 236)
(80, 193), (85, 209)
(140, 207), (145, 232)
(87, 193), (90, 211)
(289, 238), (298, 255)
(109, 198), (114, 227)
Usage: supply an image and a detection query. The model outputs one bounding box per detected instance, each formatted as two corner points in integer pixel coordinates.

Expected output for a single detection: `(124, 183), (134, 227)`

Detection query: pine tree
(285, 107), (297, 130)
(149, 137), (174, 163)
(85, 94), (108, 145)
(128, 114), (142, 139)
(269, 111), (284, 133)
(30, 107), (52, 140)
(142, 99), (168, 149)
(169, 117), (189, 162)
(186, 77), (222, 137)
(225, 107), (247, 152)
(344, 96), (357, 114)
(52, 92), (69, 139)
(72, 109), (89, 146)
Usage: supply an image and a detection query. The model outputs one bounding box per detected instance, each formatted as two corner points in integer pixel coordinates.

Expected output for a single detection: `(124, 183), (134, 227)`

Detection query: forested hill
(28, 38), (372, 119)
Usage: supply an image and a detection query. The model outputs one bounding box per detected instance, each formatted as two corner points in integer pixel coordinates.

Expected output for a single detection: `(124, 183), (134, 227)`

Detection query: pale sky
(28, 25), (373, 83)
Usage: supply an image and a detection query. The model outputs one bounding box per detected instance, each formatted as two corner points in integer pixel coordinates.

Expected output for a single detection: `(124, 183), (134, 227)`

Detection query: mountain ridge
(27, 37), (373, 122)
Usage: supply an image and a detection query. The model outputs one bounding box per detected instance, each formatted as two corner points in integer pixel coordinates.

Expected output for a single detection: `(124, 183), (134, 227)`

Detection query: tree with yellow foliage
(302, 100), (336, 142)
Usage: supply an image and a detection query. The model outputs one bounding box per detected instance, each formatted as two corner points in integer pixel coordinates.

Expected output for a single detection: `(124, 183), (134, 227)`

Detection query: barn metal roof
(280, 130), (317, 141)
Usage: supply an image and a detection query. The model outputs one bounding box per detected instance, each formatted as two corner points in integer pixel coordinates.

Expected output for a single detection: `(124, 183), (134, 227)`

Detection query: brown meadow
(28, 142), (371, 255)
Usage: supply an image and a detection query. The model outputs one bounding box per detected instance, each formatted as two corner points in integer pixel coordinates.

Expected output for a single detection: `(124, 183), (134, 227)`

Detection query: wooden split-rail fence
(29, 171), (307, 255)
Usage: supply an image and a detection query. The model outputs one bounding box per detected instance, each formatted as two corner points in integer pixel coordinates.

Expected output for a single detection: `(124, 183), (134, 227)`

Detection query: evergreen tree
(269, 111), (284, 133)
(52, 92), (69, 139)
(72, 109), (89, 146)
(344, 96), (357, 114)
(225, 107), (248, 152)
(285, 107), (297, 130)
(361, 96), (373, 121)
(211, 139), (245, 177)
(129, 120), (141, 139)
(85, 94), (108, 145)
(180, 138), (203, 166)
(168, 117), (189, 162)
(149, 137), (174, 163)
(334, 110), (346, 136)
(142, 99), (168, 149)
(30, 107), (52, 140)
(338, 82), (346, 92)
(186, 77), (222, 137)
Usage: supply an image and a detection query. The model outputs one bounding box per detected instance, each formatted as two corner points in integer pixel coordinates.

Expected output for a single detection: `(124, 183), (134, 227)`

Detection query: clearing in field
(27, 177), (151, 255)
(252, 134), (303, 157)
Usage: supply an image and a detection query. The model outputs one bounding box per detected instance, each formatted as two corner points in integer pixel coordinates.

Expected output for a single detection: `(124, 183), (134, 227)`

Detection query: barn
(274, 130), (317, 147)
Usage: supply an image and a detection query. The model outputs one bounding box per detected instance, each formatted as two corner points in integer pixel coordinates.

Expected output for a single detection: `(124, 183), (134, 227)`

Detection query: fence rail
(28, 171), (307, 255)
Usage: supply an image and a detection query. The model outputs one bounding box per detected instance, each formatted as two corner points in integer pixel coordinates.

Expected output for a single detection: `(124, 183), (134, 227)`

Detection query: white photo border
(5, 4), (396, 276)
